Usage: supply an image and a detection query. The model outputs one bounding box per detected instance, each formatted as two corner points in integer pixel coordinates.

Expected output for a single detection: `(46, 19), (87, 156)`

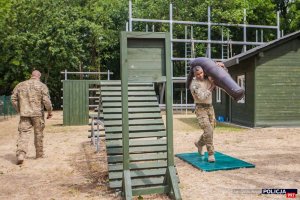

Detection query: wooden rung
(109, 168), (167, 180)
(105, 125), (165, 133)
(103, 113), (162, 120)
(108, 161), (167, 172)
(101, 86), (154, 91)
(104, 119), (164, 127)
(103, 102), (158, 108)
(101, 91), (156, 96)
(106, 139), (166, 147)
(108, 152), (167, 163)
(103, 107), (161, 114)
(107, 146), (167, 155)
(110, 177), (166, 189)
(105, 131), (166, 139)
(132, 186), (169, 196)
(101, 96), (158, 102)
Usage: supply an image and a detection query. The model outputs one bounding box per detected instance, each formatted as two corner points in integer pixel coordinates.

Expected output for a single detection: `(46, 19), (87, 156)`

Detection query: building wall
(255, 38), (300, 126)
(213, 58), (255, 126)
(229, 58), (255, 127)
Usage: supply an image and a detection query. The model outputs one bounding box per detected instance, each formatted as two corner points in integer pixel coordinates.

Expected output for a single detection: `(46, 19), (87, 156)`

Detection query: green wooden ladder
(99, 81), (181, 199)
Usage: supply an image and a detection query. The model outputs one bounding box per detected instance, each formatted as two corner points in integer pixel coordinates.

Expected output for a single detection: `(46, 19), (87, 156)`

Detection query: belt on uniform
(195, 103), (212, 108)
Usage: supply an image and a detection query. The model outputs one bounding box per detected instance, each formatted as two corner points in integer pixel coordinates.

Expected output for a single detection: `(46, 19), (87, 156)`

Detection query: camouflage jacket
(11, 78), (53, 117)
(190, 78), (213, 104)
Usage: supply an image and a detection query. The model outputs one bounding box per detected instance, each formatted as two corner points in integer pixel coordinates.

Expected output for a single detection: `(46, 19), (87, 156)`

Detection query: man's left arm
(42, 86), (53, 119)
(11, 86), (19, 113)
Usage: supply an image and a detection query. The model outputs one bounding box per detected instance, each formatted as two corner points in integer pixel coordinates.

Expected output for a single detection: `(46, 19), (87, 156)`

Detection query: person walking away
(11, 70), (53, 165)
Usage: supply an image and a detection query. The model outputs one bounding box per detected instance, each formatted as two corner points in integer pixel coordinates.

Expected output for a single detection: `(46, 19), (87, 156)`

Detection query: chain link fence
(0, 96), (17, 119)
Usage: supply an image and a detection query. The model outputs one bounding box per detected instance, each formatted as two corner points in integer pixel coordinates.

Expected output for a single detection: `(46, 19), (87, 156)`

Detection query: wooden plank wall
(255, 38), (300, 126)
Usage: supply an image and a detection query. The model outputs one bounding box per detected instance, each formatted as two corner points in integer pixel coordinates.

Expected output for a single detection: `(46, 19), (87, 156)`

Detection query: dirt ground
(0, 111), (299, 200)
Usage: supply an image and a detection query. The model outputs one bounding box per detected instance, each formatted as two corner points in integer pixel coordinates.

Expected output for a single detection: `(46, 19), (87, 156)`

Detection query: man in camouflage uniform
(11, 70), (53, 165)
(188, 66), (216, 162)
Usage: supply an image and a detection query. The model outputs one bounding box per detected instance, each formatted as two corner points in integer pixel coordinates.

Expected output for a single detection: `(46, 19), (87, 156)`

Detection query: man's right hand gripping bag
(190, 57), (245, 101)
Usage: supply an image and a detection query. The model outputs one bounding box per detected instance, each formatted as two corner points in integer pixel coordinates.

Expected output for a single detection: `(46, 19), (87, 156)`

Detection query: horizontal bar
(172, 38), (265, 45)
(60, 71), (114, 75)
(132, 18), (278, 29)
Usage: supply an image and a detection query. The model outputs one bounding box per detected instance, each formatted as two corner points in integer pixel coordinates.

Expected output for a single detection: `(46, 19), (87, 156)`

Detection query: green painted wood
(107, 146), (167, 155)
(103, 113), (162, 120)
(166, 166), (182, 200)
(108, 152), (167, 163)
(63, 80), (90, 125)
(122, 170), (132, 200)
(255, 39), (300, 127)
(105, 125), (165, 133)
(101, 91), (156, 96)
(101, 96), (158, 102)
(132, 186), (169, 196)
(103, 107), (161, 113)
(105, 131), (166, 139)
(107, 139), (166, 147)
(103, 101), (158, 107)
(101, 86), (154, 91)
(110, 177), (166, 189)
(109, 168), (167, 180)
(227, 58), (255, 127)
(104, 119), (164, 126)
(108, 161), (167, 172)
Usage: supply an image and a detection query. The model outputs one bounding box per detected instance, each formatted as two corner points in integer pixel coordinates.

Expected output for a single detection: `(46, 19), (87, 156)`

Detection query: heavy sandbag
(190, 57), (245, 101)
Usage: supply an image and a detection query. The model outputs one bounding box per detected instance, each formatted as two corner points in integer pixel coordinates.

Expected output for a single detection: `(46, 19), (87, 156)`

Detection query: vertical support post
(243, 9), (247, 52)
(146, 24), (148, 32)
(277, 11), (280, 39)
(121, 32), (132, 199)
(129, 0), (132, 31)
(169, 3), (174, 106)
(261, 30), (264, 42)
(255, 30), (258, 43)
(165, 32), (181, 200)
(207, 6), (211, 58)
(221, 28), (224, 60)
(126, 22), (129, 31)
(64, 69), (67, 80)
(152, 24), (155, 32)
(107, 70), (110, 80)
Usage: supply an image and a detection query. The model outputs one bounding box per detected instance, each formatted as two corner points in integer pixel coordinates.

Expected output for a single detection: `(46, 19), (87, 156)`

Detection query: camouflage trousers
(17, 116), (45, 158)
(195, 105), (216, 155)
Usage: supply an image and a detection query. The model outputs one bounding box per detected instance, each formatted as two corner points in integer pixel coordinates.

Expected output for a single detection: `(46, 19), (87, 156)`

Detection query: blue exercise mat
(176, 151), (255, 172)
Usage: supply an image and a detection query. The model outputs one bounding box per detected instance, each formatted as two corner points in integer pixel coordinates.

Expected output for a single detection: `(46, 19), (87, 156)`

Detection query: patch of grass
(175, 117), (246, 132)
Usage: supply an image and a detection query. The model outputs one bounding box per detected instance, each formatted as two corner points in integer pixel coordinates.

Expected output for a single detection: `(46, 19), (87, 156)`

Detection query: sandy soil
(0, 111), (299, 200)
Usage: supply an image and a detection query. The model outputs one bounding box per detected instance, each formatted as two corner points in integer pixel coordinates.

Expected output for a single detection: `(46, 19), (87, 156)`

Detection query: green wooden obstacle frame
(120, 31), (181, 200)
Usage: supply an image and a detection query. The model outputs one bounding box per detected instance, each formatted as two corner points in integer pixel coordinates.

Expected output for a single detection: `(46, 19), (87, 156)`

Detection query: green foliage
(0, 0), (298, 108)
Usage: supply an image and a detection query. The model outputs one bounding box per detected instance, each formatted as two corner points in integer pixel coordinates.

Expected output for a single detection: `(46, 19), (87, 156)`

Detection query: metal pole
(207, 6), (211, 58)
(170, 3), (174, 105)
(256, 30), (258, 43)
(152, 24), (155, 32)
(277, 11), (280, 39)
(221, 28), (224, 60)
(126, 22), (129, 31)
(146, 24), (148, 32)
(107, 70), (110, 80)
(129, 0), (132, 31)
(261, 30), (264, 42)
(243, 9), (247, 52)
(65, 69), (67, 80)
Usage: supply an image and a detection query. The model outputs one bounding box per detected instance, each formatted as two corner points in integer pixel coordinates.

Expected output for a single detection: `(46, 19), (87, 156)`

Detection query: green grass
(176, 117), (246, 132)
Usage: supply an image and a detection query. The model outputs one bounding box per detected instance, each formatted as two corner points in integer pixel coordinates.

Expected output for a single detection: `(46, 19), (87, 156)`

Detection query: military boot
(17, 153), (25, 165)
(194, 142), (204, 156)
(208, 154), (215, 162)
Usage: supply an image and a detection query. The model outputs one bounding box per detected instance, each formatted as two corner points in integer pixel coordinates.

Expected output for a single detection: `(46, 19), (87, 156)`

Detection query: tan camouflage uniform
(190, 78), (216, 156)
(11, 78), (52, 158)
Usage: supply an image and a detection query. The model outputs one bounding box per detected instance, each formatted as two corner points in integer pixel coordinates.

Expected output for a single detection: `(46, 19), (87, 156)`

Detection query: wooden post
(121, 32), (132, 199)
